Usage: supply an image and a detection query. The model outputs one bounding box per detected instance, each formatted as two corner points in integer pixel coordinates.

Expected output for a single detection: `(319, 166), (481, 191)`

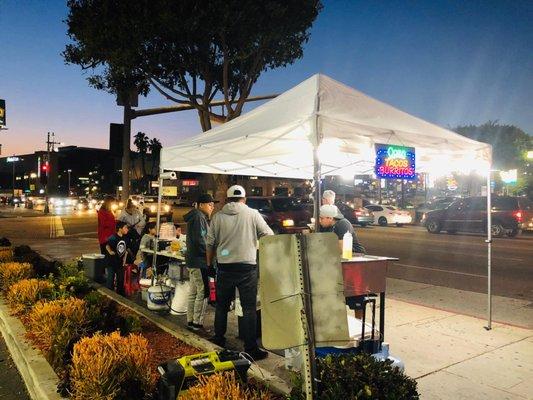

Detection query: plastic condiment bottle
(342, 232), (353, 259)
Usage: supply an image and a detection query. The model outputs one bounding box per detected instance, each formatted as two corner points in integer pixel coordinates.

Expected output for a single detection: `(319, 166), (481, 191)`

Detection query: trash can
(82, 253), (106, 283)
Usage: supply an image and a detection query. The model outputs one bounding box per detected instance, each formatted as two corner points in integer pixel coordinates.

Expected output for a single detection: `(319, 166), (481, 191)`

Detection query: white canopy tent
(159, 74), (494, 328)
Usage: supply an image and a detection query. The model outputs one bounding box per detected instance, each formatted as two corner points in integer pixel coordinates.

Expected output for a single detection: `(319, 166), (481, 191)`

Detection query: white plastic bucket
(147, 285), (172, 311)
(139, 278), (152, 302)
(170, 280), (190, 315)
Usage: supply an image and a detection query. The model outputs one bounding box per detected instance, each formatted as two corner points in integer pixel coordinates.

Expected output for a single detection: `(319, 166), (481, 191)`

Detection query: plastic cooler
(82, 254), (105, 283)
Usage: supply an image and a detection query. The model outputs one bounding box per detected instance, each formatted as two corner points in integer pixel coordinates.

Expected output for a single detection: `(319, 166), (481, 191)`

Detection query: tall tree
(64, 0), (322, 199)
(64, 0), (153, 200)
(454, 121), (532, 197)
(454, 121), (531, 170)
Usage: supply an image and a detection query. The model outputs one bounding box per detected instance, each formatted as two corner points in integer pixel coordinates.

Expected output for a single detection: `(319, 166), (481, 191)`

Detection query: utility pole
(44, 131), (61, 214)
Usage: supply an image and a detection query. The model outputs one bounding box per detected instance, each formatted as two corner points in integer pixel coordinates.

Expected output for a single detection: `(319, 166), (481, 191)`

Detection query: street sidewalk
(385, 280), (532, 399)
(4, 237), (532, 399)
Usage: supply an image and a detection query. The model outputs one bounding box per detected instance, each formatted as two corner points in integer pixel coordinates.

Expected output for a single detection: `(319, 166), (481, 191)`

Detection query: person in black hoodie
(184, 193), (217, 332)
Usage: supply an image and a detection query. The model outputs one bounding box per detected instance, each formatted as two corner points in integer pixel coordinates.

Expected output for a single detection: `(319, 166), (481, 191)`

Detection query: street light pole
(67, 169), (72, 195)
(12, 157), (15, 197)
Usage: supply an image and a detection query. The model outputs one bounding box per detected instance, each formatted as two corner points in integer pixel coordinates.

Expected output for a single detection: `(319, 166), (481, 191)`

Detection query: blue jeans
(214, 265), (258, 352)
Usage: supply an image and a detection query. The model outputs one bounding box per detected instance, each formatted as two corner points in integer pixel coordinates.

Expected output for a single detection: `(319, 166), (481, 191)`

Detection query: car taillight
(282, 219), (295, 227)
(355, 211), (362, 216)
(513, 211), (522, 222)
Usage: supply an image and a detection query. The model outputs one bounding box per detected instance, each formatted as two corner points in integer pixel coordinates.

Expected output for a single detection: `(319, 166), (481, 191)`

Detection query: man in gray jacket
(206, 185), (273, 360)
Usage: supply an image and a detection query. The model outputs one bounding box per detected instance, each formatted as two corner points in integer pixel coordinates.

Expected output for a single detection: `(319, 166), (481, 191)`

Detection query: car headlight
(282, 219), (295, 227)
(150, 205), (156, 213)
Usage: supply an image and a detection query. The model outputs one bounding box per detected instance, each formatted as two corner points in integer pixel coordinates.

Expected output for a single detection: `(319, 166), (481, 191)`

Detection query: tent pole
(151, 168), (164, 287)
(313, 146), (321, 232)
(485, 168), (492, 330)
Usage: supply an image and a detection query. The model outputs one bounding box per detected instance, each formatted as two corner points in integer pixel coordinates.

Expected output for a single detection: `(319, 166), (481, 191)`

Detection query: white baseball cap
(227, 185), (246, 198)
(320, 204), (338, 218)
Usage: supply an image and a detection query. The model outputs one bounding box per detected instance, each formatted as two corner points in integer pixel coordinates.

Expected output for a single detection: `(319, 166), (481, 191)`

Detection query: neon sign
(375, 144), (416, 180)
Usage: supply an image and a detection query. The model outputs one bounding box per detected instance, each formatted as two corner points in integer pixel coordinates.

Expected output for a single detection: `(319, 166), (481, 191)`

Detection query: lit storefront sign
(375, 144), (416, 180)
(182, 179), (199, 187)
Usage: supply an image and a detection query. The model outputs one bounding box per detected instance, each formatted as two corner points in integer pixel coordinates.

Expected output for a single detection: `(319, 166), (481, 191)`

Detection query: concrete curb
(95, 284), (292, 396)
(0, 297), (66, 400)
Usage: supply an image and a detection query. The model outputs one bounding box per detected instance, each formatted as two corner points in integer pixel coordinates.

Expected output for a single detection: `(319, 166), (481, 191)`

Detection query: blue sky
(1, 0), (531, 155)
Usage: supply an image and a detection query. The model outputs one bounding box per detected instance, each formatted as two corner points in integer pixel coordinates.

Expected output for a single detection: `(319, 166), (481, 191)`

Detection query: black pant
(214, 264), (258, 352)
(100, 243), (107, 255)
(106, 264), (125, 296)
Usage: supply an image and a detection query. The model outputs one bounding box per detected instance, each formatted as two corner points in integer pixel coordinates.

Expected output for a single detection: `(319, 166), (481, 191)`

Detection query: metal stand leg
(379, 292), (385, 350)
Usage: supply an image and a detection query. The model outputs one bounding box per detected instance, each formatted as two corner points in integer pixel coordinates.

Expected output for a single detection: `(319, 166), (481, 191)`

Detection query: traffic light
(40, 162), (49, 185)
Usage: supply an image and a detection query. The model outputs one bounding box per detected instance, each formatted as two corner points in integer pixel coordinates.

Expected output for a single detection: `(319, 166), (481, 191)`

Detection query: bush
(0, 262), (32, 290)
(6, 278), (54, 314)
(51, 260), (91, 298)
(12, 245), (59, 277)
(0, 247), (13, 262)
(70, 331), (153, 400)
(84, 291), (142, 335)
(27, 298), (87, 370)
(291, 353), (419, 400)
(181, 371), (272, 400)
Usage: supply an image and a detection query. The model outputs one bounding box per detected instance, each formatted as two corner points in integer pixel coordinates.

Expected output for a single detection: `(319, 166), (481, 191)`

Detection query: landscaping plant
(70, 331), (153, 400)
(6, 278), (54, 314)
(27, 297), (88, 370)
(0, 247), (13, 262)
(0, 262), (32, 290)
(290, 353), (419, 400)
(181, 371), (272, 400)
(50, 259), (91, 297)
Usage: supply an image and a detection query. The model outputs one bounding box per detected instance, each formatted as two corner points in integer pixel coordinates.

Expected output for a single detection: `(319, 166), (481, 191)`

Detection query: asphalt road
(1, 209), (532, 301)
(356, 224), (533, 301)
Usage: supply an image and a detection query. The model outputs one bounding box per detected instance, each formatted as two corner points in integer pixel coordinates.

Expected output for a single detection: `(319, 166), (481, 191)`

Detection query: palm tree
(133, 132), (149, 194)
(149, 138), (162, 178)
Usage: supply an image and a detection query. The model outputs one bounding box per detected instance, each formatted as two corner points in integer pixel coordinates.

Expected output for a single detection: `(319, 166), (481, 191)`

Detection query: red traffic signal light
(41, 162), (49, 172)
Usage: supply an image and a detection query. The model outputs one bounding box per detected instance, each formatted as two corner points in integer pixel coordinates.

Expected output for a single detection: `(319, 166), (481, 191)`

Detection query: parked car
(365, 204), (412, 226)
(246, 196), (312, 234)
(421, 196), (530, 237)
(335, 201), (374, 227)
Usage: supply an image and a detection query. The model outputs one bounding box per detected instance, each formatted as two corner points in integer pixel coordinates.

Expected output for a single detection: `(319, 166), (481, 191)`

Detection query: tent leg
(485, 170), (492, 330)
(151, 169), (164, 286)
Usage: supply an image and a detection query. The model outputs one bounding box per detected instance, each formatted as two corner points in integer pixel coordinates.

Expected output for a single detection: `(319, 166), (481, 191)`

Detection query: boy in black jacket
(105, 221), (129, 295)
(184, 193), (216, 332)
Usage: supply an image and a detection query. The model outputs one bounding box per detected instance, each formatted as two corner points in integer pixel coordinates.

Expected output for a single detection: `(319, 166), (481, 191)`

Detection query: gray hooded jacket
(206, 201), (273, 265)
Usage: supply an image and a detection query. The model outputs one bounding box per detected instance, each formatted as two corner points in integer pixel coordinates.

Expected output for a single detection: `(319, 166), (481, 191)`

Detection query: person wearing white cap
(319, 204), (365, 255)
(320, 203), (366, 318)
(206, 185), (273, 360)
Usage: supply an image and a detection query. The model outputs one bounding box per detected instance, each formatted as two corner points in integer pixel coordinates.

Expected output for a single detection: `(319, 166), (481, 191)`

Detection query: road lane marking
(393, 263), (487, 279)
(49, 216), (65, 238)
(423, 248), (524, 262)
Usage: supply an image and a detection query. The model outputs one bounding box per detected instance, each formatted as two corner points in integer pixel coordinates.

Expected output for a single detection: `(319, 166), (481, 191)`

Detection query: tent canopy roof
(161, 74), (491, 179)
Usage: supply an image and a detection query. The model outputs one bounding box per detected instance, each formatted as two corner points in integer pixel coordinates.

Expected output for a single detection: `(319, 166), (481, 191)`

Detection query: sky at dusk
(1, 0), (532, 156)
